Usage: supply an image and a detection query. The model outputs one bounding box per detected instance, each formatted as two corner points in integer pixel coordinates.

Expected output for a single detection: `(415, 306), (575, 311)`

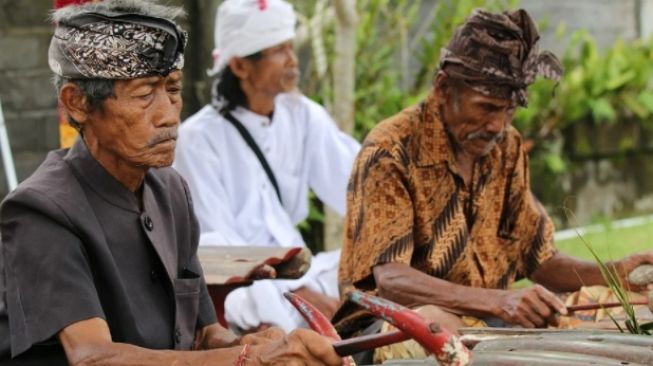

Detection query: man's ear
(59, 83), (90, 127)
(228, 57), (251, 80)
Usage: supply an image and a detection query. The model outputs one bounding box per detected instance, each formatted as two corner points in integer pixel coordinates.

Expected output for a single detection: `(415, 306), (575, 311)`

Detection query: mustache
(147, 128), (178, 147)
(465, 130), (505, 143)
(285, 68), (300, 79)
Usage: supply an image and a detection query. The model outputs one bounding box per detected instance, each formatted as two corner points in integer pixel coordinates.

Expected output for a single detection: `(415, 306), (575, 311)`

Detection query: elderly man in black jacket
(0, 1), (342, 365)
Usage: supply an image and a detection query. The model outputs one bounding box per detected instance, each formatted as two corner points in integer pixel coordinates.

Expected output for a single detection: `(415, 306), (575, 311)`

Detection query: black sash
(223, 112), (283, 205)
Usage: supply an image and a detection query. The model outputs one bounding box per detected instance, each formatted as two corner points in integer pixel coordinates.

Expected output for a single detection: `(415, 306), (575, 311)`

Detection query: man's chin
(142, 153), (175, 169)
(480, 143), (497, 156)
(464, 141), (496, 158)
(280, 85), (299, 95)
(280, 76), (300, 93)
(147, 161), (173, 169)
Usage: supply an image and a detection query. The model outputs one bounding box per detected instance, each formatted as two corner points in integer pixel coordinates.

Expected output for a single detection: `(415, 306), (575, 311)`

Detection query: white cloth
(173, 93), (360, 331)
(224, 250), (341, 332)
(209, 0), (296, 76)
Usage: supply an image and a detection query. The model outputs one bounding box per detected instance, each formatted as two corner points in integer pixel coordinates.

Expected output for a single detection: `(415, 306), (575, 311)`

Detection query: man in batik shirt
(335, 8), (653, 362)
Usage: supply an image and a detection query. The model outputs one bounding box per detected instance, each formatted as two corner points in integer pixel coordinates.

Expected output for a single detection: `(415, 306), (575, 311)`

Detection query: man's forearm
(59, 318), (251, 366)
(373, 263), (502, 318)
(64, 341), (245, 366)
(60, 318), (340, 366)
(531, 252), (605, 292)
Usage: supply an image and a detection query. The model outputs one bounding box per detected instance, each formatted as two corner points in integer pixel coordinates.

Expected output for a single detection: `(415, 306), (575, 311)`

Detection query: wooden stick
(332, 330), (408, 356)
(566, 300), (648, 314)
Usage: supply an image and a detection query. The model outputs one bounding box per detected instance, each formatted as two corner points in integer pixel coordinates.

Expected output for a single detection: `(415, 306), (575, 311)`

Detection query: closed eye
(135, 92), (153, 100)
(132, 87), (155, 100)
(481, 103), (502, 113)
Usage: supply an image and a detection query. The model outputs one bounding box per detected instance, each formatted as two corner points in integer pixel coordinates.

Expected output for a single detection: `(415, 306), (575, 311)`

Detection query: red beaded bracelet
(235, 344), (251, 366)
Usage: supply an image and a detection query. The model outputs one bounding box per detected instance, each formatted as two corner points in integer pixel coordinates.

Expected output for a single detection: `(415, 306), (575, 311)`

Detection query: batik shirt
(336, 92), (557, 332)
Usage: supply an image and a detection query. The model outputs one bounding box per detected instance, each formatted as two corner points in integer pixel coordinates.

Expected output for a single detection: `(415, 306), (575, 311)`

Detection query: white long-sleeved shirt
(173, 93), (360, 248)
(173, 93), (360, 331)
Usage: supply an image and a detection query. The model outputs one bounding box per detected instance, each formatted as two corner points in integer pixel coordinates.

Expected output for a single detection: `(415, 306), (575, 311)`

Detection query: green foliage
(299, 0), (520, 140)
(351, 0), (419, 139)
(581, 236), (635, 333)
(297, 0), (519, 249)
(579, 233), (651, 335)
(513, 218), (653, 289)
(518, 214), (653, 334)
(514, 31), (653, 170)
(296, 2), (653, 246)
(550, 220), (653, 262)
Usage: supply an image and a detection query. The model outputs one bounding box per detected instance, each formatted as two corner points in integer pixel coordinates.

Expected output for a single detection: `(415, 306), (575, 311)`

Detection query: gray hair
(441, 74), (463, 113)
(53, 76), (116, 133)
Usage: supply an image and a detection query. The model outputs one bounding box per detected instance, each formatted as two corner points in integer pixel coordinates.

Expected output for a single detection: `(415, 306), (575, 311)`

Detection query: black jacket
(0, 139), (216, 363)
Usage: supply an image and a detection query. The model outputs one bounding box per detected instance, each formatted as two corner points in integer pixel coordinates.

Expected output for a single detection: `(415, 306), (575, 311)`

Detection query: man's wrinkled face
(86, 71), (183, 169)
(246, 40), (300, 96)
(440, 80), (516, 159)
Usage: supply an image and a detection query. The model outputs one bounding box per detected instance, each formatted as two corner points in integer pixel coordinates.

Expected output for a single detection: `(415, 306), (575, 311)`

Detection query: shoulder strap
(223, 112), (283, 205)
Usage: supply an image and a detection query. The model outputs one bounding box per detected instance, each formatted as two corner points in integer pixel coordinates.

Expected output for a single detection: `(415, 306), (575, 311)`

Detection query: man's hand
(240, 326), (285, 346)
(249, 328), (342, 366)
(193, 323), (240, 350)
(609, 251), (653, 290)
(493, 285), (567, 328)
(293, 287), (340, 320)
(58, 318), (339, 366)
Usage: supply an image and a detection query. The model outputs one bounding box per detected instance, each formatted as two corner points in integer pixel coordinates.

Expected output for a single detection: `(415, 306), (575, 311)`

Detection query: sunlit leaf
(544, 154), (566, 173)
(588, 98), (617, 123)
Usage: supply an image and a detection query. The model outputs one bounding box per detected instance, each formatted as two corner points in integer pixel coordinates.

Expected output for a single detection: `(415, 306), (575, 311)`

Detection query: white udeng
(208, 0), (296, 76)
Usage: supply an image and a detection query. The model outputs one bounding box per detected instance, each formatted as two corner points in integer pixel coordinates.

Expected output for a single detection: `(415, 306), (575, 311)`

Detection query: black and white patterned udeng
(49, 12), (187, 79)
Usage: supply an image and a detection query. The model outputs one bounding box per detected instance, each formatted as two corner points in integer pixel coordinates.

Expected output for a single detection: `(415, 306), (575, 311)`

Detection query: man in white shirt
(173, 0), (360, 332)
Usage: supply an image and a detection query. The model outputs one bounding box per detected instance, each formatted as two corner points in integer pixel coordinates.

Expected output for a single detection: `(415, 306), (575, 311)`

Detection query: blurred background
(1, 0), (653, 258)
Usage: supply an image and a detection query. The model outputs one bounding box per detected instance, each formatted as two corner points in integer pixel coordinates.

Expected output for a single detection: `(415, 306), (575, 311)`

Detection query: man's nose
(154, 92), (181, 127)
(287, 48), (298, 67)
(486, 112), (509, 135)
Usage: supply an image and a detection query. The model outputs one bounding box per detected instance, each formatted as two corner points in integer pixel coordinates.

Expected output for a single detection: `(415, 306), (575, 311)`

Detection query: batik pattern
(439, 9), (564, 107)
(49, 18), (186, 79)
(335, 92), (557, 334)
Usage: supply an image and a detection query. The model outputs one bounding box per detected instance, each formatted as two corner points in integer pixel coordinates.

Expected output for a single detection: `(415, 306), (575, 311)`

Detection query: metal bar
(460, 327), (595, 336)
(471, 349), (646, 366)
(473, 337), (653, 364)
(459, 328), (653, 349)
